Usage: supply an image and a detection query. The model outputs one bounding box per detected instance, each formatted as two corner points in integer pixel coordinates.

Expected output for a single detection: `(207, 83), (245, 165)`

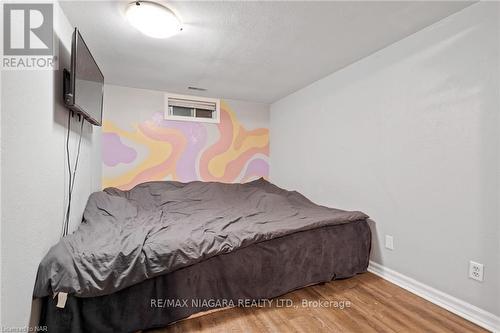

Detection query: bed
(34, 178), (371, 333)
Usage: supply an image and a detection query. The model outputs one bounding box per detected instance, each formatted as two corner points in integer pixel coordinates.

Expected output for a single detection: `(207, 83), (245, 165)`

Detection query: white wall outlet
(385, 235), (394, 250)
(468, 261), (484, 282)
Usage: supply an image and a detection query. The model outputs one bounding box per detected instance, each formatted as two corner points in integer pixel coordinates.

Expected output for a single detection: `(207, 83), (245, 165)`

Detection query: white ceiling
(60, 1), (474, 103)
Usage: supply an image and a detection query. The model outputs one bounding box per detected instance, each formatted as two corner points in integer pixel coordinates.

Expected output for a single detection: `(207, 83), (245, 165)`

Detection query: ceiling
(60, 1), (474, 103)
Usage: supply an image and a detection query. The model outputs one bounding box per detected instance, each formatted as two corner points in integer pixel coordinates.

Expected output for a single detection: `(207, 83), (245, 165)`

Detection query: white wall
(0, 2), (102, 327)
(271, 2), (499, 317)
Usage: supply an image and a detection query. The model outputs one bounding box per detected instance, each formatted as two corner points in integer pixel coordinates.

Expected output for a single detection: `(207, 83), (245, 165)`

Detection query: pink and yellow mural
(102, 99), (269, 190)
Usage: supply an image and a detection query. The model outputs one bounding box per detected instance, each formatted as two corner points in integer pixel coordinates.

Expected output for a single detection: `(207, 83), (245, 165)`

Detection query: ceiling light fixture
(125, 1), (182, 39)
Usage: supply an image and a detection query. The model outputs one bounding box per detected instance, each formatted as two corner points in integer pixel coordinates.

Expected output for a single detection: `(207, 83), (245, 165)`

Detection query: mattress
(34, 179), (368, 298)
(39, 219), (371, 333)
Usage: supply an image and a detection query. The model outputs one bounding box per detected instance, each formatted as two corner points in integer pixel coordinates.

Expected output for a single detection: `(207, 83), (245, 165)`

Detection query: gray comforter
(33, 179), (368, 298)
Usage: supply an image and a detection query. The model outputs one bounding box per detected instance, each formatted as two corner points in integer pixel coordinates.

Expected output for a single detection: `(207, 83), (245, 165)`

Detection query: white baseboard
(368, 261), (500, 333)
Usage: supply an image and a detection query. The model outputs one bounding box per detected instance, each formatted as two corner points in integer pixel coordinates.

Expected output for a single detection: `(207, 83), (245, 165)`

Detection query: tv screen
(65, 28), (104, 126)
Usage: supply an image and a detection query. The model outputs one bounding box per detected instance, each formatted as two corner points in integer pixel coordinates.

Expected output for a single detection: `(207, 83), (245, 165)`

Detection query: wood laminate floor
(148, 272), (487, 333)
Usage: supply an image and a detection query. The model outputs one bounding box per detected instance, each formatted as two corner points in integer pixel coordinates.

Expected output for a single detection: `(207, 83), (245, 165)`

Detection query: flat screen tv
(64, 28), (104, 126)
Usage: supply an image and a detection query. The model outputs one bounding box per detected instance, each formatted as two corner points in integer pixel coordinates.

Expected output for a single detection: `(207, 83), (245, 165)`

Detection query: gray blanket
(33, 179), (368, 298)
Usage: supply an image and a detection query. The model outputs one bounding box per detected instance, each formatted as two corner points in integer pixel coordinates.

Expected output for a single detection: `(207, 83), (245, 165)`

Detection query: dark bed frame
(39, 220), (371, 333)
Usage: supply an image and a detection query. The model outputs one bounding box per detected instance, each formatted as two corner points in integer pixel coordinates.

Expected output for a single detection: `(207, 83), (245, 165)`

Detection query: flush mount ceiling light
(125, 1), (182, 39)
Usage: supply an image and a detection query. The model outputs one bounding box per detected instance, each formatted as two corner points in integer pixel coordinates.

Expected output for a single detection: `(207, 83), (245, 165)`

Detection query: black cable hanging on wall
(62, 112), (85, 237)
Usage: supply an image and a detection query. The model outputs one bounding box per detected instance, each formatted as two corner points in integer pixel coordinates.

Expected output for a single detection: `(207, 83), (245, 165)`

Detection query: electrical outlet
(385, 235), (394, 250)
(468, 261), (484, 282)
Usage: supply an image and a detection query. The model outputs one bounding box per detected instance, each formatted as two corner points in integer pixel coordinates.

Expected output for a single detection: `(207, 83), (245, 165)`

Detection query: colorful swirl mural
(102, 100), (269, 190)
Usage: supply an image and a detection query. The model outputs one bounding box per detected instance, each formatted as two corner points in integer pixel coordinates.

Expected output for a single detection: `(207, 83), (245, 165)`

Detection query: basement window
(164, 93), (220, 123)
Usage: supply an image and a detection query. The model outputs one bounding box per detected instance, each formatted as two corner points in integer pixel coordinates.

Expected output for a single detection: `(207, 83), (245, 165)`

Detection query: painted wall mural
(102, 97), (269, 190)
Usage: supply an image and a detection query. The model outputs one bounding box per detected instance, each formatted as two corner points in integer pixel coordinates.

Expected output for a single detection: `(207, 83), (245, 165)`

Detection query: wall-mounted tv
(64, 28), (104, 126)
